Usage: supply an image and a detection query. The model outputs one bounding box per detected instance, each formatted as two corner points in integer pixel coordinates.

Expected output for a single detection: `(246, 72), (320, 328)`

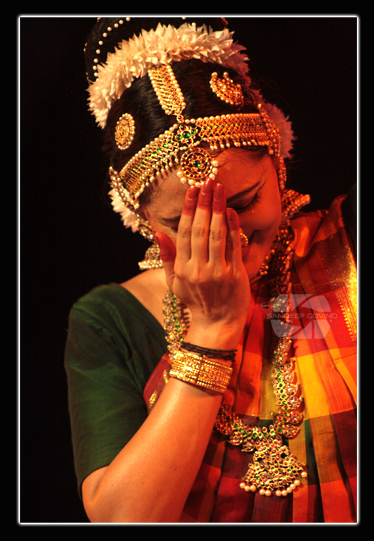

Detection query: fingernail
(214, 183), (224, 202)
(187, 186), (200, 200)
(201, 176), (214, 195)
(226, 207), (240, 230)
(155, 232), (176, 262)
(213, 184), (226, 213)
(198, 178), (214, 208)
(184, 186), (199, 215)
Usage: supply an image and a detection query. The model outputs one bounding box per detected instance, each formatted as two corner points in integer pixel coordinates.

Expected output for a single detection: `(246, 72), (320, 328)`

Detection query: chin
(244, 261), (264, 282)
(242, 248), (264, 281)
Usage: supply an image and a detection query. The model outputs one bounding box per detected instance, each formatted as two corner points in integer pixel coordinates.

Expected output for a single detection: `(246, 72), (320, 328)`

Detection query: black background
(20, 15), (357, 523)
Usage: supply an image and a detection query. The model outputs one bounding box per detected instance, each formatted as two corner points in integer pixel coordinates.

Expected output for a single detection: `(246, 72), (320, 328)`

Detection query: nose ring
(240, 230), (249, 249)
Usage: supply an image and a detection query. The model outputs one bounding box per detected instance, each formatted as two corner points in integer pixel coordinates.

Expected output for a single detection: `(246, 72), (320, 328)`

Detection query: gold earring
(138, 244), (163, 270)
(136, 215), (163, 270)
(276, 157), (287, 191)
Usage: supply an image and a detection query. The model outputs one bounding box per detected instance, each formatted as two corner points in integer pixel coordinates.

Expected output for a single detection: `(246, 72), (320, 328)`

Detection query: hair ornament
(259, 98), (295, 160)
(115, 113), (136, 150)
(108, 185), (138, 231)
(178, 147), (219, 185)
(88, 22), (250, 128)
(148, 64), (186, 117)
(89, 20), (296, 230)
(110, 63), (284, 208)
(148, 64), (219, 188)
(210, 72), (244, 107)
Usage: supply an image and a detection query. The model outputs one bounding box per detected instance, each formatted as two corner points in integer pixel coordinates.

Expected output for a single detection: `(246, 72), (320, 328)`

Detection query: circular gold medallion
(179, 147), (213, 186)
(115, 113), (136, 150)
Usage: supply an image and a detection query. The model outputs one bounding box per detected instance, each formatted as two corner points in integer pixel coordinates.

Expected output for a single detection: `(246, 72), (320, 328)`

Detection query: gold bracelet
(170, 351), (233, 394)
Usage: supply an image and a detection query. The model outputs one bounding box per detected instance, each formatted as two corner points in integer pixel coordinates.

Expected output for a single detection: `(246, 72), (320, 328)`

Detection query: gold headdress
(87, 21), (297, 228)
(109, 64), (285, 210)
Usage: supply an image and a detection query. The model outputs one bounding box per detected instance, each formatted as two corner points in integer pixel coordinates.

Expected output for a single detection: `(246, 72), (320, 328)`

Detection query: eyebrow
(160, 178), (264, 224)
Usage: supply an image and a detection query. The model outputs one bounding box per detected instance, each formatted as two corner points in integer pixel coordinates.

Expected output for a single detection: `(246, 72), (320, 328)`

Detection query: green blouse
(64, 283), (168, 496)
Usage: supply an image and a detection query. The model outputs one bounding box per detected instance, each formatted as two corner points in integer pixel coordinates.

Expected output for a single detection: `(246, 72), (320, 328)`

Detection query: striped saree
(143, 195), (357, 523)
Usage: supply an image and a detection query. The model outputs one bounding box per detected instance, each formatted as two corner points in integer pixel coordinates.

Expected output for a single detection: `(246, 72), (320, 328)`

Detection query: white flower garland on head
(251, 89), (295, 160)
(108, 187), (139, 231)
(88, 22), (251, 128)
(91, 22), (295, 230)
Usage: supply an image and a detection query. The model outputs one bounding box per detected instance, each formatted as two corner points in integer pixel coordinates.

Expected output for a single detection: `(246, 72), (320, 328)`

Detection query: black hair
(103, 59), (260, 171)
(84, 17), (267, 207)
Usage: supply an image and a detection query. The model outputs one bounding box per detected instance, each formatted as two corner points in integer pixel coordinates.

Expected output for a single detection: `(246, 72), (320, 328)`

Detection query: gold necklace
(162, 219), (308, 497)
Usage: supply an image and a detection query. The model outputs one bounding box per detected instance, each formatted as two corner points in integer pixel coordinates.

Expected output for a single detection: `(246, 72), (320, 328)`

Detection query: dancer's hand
(156, 177), (250, 349)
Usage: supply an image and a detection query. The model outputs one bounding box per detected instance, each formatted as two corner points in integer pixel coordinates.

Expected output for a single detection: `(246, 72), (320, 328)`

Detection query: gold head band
(110, 64), (283, 210)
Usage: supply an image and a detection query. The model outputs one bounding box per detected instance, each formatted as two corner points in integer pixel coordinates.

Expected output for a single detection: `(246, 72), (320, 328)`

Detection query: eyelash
(234, 192), (260, 215)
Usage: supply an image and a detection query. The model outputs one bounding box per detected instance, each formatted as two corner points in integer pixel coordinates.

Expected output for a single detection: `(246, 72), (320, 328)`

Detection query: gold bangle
(170, 351), (232, 394)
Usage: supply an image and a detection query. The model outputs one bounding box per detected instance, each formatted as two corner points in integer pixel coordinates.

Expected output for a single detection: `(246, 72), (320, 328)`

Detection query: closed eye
(161, 182), (262, 230)
(233, 192), (260, 214)
(160, 218), (180, 232)
(162, 194), (260, 230)
(168, 222), (180, 232)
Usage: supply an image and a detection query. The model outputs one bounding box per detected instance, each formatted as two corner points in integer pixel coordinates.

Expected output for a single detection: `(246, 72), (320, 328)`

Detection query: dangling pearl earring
(136, 215), (163, 270)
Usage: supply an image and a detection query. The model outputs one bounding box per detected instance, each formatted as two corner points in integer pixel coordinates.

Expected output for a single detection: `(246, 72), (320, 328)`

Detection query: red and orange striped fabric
(144, 196), (357, 523)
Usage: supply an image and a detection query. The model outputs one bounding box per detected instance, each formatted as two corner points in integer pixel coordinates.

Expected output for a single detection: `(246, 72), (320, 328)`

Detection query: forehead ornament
(110, 63), (282, 210)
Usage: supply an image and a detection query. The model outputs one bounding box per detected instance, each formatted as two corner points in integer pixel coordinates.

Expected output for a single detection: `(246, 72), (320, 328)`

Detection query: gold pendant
(178, 147), (218, 186)
(215, 405), (307, 497)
